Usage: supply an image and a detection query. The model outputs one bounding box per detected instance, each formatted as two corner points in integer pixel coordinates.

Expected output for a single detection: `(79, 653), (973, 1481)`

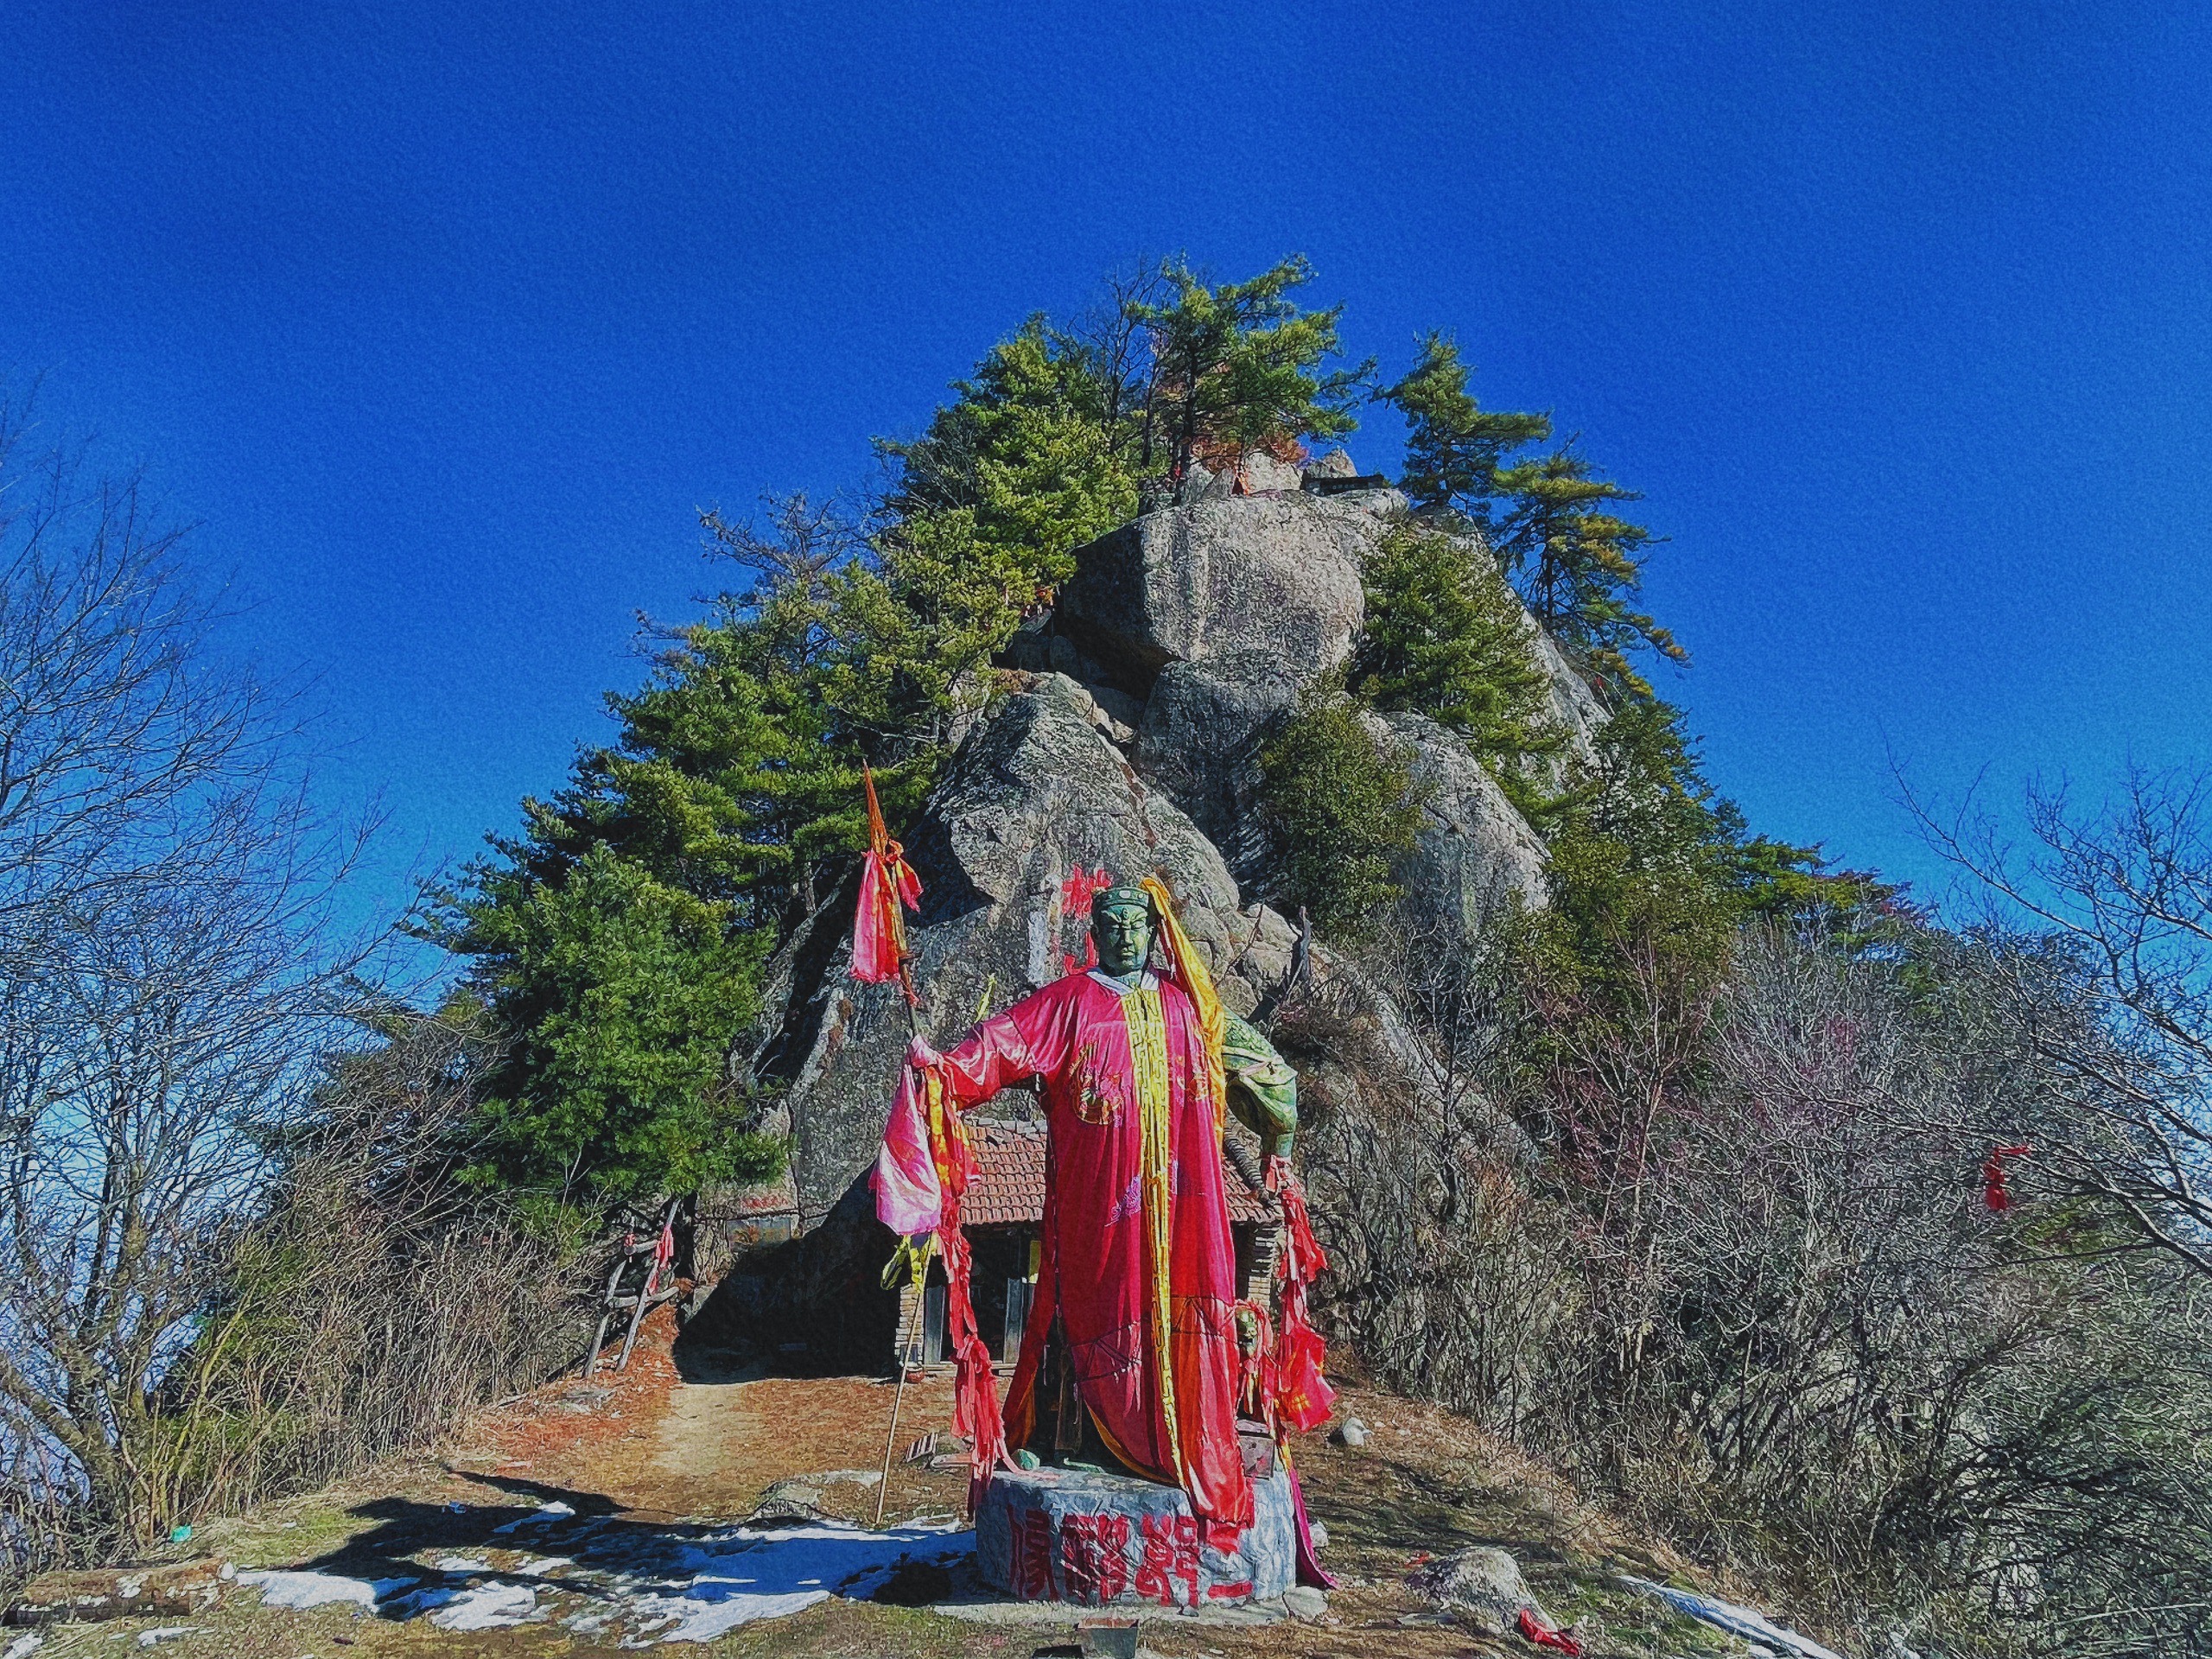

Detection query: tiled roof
(962, 1118), (1268, 1227)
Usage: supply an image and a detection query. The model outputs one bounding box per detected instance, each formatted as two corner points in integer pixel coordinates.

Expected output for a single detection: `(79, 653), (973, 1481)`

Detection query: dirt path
(30, 1313), (1770, 1659)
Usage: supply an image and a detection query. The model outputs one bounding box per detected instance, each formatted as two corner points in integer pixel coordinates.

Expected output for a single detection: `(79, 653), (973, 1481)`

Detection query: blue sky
(6, 1), (2209, 922)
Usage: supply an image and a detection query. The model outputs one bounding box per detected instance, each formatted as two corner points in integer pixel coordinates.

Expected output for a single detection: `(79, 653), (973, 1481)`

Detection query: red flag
(1268, 1160), (1337, 1433)
(851, 766), (923, 997)
(1058, 865), (1110, 976)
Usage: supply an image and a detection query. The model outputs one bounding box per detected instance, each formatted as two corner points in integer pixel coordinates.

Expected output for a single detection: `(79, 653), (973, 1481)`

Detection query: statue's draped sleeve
(934, 987), (1084, 1109)
(1221, 1008), (1297, 1155)
(872, 982), (1083, 1239)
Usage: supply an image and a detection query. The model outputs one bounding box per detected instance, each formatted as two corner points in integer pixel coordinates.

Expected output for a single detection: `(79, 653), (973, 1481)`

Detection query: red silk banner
(1268, 1159), (1336, 1433)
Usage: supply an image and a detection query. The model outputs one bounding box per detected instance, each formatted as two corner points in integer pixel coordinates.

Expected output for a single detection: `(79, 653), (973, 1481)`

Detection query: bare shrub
(0, 397), (588, 1586)
(1307, 912), (2212, 1656)
(149, 1006), (594, 1524)
(1912, 766), (2212, 1276)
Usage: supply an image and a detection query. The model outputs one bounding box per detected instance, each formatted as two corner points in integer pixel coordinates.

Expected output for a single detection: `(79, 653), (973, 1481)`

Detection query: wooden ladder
(583, 1200), (681, 1379)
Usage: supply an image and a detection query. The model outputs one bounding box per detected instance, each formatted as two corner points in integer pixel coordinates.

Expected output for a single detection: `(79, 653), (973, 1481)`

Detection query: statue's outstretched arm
(911, 982), (1083, 1113)
(1221, 1007), (1297, 1160)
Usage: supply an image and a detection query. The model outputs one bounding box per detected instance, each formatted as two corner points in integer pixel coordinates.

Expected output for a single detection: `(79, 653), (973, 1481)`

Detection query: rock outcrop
(1378, 709), (1548, 941)
(744, 672), (1299, 1226)
(709, 467), (1609, 1352)
(1054, 492), (1398, 697)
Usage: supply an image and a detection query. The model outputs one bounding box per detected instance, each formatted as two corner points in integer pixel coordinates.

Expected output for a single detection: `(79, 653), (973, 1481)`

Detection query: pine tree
(1131, 255), (1370, 484)
(453, 844), (781, 1213)
(1348, 520), (1564, 815)
(1382, 333), (1550, 523)
(1491, 450), (1685, 701)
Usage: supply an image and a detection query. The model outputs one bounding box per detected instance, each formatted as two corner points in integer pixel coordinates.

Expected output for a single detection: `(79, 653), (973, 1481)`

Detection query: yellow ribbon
(1140, 875), (1227, 1132)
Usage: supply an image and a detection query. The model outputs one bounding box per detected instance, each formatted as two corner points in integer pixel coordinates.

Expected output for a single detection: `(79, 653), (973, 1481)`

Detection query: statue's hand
(906, 1033), (944, 1070)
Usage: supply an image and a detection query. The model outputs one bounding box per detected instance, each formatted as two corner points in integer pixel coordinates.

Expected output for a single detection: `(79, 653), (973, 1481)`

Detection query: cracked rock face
(1376, 710), (1549, 943)
(1055, 493), (1402, 697)
(746, 674), (1297, 1223)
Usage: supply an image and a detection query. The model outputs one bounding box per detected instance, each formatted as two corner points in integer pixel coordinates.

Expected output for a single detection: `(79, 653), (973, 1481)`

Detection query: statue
(872, 876), (1331, 1573)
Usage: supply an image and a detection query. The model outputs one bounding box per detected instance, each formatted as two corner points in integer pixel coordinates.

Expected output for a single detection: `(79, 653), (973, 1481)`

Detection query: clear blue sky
(7, 1), (2209, 918)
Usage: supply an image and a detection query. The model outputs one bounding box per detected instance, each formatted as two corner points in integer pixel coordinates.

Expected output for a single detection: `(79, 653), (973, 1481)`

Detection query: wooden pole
(873, 1242), (931, 1527)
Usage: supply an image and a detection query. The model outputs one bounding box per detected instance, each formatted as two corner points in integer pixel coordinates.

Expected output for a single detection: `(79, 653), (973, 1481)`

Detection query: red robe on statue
(928, 968), (1253, 1538)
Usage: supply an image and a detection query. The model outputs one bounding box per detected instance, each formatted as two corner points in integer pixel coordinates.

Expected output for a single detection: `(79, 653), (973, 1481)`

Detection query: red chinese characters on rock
(1135, 1511), (1200, 1606)
(1010, 1506), (1057, 1600)
(1058, 1512), (1132, 1604)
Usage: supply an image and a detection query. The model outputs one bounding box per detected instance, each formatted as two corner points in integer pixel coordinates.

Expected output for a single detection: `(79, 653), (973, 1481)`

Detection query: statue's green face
(1092, 898), (1154, 980)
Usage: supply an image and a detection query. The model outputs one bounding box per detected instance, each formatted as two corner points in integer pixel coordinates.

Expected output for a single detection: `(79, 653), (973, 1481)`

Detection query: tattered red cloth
(1519, 1608), (1583, 1654)
(1268, 1159), (1336, 1433)
(851, 766), (922, 991)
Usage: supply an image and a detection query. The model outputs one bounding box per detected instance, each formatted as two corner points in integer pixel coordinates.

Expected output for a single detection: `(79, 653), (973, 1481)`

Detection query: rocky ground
(6, 1311), (1825, 1659)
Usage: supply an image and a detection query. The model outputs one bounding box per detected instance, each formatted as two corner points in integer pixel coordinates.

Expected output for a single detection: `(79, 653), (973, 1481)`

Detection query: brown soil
(39, 1311), (1770, 1659)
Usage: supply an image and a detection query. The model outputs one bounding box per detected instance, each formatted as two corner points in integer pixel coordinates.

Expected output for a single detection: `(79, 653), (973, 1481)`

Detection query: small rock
(137, 1630), (197, 1649)
(1332, 1418), (1369, 1448)
(1304, 448), (1357, 480)
(1408, 1545), (1545, 1637)
(1462, 1604), (1509, 1637)
(1308, 1520), (1330, 1552)
(1236, 450), (1303, 494)
(1282, 1585), (1328, 1621)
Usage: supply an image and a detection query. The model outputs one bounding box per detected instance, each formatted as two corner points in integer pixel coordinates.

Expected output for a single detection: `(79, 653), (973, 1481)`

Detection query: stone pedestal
(974, 1465), (1296, 1608)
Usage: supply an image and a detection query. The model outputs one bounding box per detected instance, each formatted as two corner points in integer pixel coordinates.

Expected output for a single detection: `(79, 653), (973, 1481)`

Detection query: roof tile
(960, 1119), (1268, 1226)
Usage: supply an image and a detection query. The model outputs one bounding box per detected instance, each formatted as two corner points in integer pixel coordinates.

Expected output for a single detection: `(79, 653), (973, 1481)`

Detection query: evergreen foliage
(1384, 332), (1681, 703)
(1257, 677), (1427, 933)
(1491, 451), (1683, 702)
(1131, 255), (1370, 482)
(1382, 333), (1550, 524)
(451, 844), (779, 1214)
(1348, 518), (1564, 817)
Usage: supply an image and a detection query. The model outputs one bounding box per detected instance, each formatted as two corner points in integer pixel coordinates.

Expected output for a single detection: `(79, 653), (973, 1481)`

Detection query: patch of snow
(493, 1499), (575, 1533)
(241, 1515), (970, 1646)
(1618, 1575), (1844, 1659)
(428, 1580), (537, 1631)
(2, 1636), (41, 1659)
(624, 1520), (971, 1644)
(136, 1630), (197, 1648)
(238, 1568), (417, 1610)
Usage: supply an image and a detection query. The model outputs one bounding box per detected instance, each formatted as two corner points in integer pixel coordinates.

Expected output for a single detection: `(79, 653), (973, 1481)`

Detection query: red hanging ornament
(1983, 1143), (2032, 1212)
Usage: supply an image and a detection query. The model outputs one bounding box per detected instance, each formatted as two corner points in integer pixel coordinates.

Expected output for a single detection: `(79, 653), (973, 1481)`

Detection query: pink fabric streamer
(870, 1065), (943, 1236)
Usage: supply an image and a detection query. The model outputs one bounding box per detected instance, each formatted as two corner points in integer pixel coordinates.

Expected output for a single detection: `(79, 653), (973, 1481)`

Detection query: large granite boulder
(1134, 650), (1296, 891)
(1376, 710), (1548, 938)
(744, 672), (1299, 1227)
(1055, 493), (1402, 697)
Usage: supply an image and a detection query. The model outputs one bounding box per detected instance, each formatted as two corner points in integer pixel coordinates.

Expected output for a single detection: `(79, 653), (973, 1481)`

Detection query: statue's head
(1090, 886), (1155, 980)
